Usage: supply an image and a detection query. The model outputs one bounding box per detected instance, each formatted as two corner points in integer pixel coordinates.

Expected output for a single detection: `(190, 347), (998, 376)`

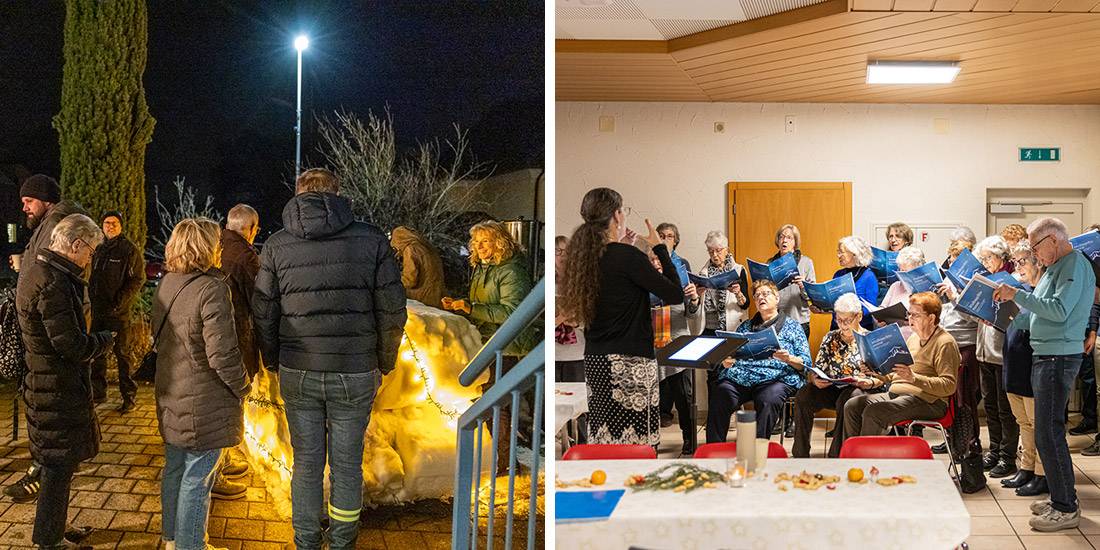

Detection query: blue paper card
(855, 324), (913, 374)
(895, 262), (945, 294)
(746, 254), (800, 290)
(1071, 230), (1100, 265)
(955, 273), (1021, 332)
(871, 247), (899, 277)
(556, 490), (625, 524)
(671, 251), (691, 287)
(688, 269), (741, 291)
(716, 327), (781, 360)
(804, 273), (856, 312)
(944, 248), (985, 290)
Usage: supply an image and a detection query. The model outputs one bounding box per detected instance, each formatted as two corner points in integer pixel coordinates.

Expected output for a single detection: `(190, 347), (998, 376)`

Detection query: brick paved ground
(0, 382), (540, 550)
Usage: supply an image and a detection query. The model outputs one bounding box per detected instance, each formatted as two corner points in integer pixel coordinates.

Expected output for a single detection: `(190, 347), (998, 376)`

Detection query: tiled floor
(0, 383), (463, 549)
(657, 413), (1100, 550)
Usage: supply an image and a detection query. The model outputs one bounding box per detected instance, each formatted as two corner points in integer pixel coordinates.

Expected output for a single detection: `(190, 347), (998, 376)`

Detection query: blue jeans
(1033, 355), (1083, 513)
(161, 445), (224, 550)
(280, 367), (381, 550)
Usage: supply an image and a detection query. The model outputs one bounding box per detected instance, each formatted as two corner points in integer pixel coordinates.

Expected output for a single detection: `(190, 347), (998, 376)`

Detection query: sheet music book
(746, 253), (800, 290)
(855, 324), (914, 375)
(804, 273), (856, 312)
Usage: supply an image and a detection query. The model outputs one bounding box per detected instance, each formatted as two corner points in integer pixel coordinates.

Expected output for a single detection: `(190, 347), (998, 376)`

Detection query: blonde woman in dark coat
(154, 218), (250, 550)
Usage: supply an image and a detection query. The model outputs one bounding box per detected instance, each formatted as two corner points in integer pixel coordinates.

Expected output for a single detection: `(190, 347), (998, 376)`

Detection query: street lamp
(294, 35), (309, 177)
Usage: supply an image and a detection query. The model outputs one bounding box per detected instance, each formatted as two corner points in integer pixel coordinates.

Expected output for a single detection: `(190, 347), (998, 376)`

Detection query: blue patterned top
(719, 317), (810, 389)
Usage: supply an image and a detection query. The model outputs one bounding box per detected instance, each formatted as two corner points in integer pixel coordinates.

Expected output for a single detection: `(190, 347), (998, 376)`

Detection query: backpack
(0, 287), (27, 381)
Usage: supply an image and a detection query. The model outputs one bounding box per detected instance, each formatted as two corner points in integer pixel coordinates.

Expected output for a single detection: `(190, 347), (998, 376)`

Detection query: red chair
(838, 436), (933, 459)
(896, 398), (959, 481)
(561, 444), (656, 460)
(694, 441), (789, 459)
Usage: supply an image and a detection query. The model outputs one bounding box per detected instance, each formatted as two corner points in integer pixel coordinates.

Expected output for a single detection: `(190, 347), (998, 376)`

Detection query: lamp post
(294, 35), (309, 177)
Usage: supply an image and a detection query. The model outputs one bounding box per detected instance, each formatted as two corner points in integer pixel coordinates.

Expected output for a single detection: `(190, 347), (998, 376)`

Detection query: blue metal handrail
(453, 277), (544, 550)
(459, 278), (545, 387)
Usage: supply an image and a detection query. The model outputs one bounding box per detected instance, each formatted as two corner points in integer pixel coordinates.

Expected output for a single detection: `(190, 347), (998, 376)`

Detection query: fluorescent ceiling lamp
(866, 61), (960, 84)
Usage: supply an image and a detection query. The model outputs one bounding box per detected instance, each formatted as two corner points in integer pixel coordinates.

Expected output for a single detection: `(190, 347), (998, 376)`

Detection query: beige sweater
(883, 326), (960, 404)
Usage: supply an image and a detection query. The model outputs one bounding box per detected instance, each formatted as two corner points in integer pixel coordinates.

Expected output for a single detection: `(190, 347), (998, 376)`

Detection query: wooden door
(726, 182), (853, 358)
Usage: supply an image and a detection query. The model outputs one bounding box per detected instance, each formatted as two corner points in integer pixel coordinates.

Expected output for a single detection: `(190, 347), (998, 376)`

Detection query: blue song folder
(556, 490), (625, 523)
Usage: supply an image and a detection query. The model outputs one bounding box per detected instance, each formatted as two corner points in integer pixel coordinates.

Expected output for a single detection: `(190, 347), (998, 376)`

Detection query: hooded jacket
(253, 192), (407, 374)
(17, 250), (112, 465)
(390, 226), (445, 308)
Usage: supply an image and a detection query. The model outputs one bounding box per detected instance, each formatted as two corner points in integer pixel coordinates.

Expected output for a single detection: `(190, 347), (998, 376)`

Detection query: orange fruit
(847, 468), (864, 483)
(590, 470), (607, 485)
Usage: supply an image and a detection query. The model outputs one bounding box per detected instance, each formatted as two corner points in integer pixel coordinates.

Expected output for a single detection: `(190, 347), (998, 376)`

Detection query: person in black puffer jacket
(253, 168), (406, 550)
(17, 214), (112, 549)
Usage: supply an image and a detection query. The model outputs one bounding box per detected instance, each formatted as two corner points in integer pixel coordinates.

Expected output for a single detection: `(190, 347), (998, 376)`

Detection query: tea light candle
(727, 461), (746, 488)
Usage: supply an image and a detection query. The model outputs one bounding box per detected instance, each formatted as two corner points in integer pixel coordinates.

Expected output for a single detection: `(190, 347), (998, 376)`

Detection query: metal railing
(453, 278), (545, 550)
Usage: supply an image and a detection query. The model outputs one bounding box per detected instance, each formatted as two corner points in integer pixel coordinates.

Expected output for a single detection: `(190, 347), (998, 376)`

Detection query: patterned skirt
(584, 354), (660, 446)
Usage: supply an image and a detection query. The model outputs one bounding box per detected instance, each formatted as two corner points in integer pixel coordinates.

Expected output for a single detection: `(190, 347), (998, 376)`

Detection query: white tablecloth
(556, 458), (969, 550)
(555, 382), (588, 434)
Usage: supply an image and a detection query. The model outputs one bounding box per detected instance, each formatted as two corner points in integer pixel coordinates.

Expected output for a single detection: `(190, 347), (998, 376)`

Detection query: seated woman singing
(706, 279), (811, 442)
(839, 291), (960, 444)
(791, 293), (879, 458)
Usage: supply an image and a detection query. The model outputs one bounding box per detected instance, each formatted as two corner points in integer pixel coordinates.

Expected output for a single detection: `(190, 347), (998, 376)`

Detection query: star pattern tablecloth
(556, 458), (969, 550)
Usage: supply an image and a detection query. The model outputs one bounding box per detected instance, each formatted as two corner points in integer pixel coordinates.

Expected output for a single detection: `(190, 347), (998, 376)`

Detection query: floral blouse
(720, 317), (810, 389)
(814, 328), (871, 379)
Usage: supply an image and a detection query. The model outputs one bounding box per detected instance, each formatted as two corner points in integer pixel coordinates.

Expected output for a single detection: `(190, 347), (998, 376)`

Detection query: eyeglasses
(836, 314), (861, 324)
(754, 290), (777, 299)
(906, 311), (929, 319)
(555, 248), (567, 256)
(707, 247), (728, 256)
(1031, 234), (1054, 250)
(659, 232), (676, 240)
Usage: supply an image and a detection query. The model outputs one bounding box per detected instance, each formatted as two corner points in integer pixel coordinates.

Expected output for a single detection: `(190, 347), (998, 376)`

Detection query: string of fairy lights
(242, 328), (461, 471)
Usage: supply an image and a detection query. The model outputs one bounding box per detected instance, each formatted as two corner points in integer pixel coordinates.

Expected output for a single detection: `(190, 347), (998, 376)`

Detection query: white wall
(556, 102), (1100, 270)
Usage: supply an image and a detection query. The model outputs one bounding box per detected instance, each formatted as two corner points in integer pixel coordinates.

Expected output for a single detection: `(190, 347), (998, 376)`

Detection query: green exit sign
(1020, 147), (1060, 162)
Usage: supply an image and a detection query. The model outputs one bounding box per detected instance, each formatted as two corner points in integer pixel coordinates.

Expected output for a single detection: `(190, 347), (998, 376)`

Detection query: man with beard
(6, 175), (88, 510)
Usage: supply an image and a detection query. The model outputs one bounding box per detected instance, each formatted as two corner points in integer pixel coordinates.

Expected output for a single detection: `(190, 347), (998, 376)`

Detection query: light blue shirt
(1013, 250), (1096, 356)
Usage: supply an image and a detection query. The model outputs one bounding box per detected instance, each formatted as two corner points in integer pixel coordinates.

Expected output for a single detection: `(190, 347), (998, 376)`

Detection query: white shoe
(1030, 498), (1053, 515)
(1029, 507), (1080, 532)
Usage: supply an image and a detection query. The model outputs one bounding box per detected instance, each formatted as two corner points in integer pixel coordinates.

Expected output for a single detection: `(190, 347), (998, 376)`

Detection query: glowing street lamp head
(294, 35), (309, 52)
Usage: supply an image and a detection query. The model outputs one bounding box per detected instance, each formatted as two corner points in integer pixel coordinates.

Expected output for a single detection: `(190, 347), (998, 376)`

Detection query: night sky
(0, 1), (544, 238)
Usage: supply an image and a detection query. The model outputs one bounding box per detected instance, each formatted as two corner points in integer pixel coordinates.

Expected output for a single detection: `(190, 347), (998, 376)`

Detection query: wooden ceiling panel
(1012, 0), (1059, 10)
(690, 13), (1022, 85)
(970, 0), (1019, 10)
(556, 7), (1100, 103)
(1051, 0), (1100, 11)
(934, 0), (980, 10)
(894, 0), (937, 10)
(854, 0), (897, 9)
(702, 14), (1094, 96)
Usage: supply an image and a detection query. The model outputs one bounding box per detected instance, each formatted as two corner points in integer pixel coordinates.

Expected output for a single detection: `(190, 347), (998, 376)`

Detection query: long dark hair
(560, 188), (622, 327)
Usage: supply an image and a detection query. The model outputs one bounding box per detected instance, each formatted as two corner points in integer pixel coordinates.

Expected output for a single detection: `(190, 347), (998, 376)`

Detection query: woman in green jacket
(443, 221), (535, 473)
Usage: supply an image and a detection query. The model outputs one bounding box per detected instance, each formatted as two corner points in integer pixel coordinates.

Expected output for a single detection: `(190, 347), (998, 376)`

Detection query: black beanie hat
(102, 210), (123, 223)
(20, 174), (61, 204)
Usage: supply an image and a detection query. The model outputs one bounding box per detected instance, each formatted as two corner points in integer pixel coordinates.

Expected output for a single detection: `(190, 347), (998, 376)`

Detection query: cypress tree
(53, 0), (155, 250)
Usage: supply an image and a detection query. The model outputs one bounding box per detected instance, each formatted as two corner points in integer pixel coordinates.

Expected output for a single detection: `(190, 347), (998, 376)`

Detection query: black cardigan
(585, 243), (683, 358)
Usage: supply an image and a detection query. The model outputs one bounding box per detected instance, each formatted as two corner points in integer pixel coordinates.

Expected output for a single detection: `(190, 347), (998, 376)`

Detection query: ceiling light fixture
(866, 60), (960, 84)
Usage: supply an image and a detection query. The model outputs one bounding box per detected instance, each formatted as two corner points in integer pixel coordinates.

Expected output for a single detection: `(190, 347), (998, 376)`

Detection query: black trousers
(980, 361), (1020, 463)
(659, 370), (695, 448)
(706, 378), (794, 443)
(90, 319), (137, 402)
(32, 461), (74, 548)
(1079, 350), (1097, 423)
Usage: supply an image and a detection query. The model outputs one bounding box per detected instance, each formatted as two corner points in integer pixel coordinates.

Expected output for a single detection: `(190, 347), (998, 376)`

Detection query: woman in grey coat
(154, 218), (250, 550)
